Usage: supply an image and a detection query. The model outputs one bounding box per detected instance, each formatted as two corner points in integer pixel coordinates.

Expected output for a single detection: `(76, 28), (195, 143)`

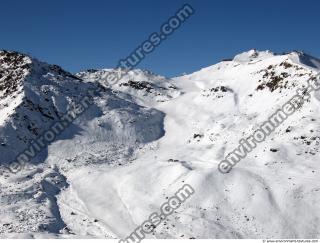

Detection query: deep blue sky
(1, 0), (319, 77)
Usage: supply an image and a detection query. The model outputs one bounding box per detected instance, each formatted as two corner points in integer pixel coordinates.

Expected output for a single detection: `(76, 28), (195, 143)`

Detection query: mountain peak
(233, 49), (274, 63)
(286, 50), (320, 69)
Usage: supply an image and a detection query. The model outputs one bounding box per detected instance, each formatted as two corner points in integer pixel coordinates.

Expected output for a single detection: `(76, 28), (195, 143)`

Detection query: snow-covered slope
(0, 51), (165, 236)
(1, 49), (320, 239)
(77, 68), (181, 106)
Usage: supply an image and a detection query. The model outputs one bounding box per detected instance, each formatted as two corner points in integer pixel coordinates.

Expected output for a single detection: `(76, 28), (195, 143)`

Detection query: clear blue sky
(1, 0), (319, 77)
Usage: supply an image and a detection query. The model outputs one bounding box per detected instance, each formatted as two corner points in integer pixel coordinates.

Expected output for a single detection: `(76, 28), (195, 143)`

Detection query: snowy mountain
(0, 51), (165, 236)
(1, 49), (320, 239)
(76, 68), (181, 106)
